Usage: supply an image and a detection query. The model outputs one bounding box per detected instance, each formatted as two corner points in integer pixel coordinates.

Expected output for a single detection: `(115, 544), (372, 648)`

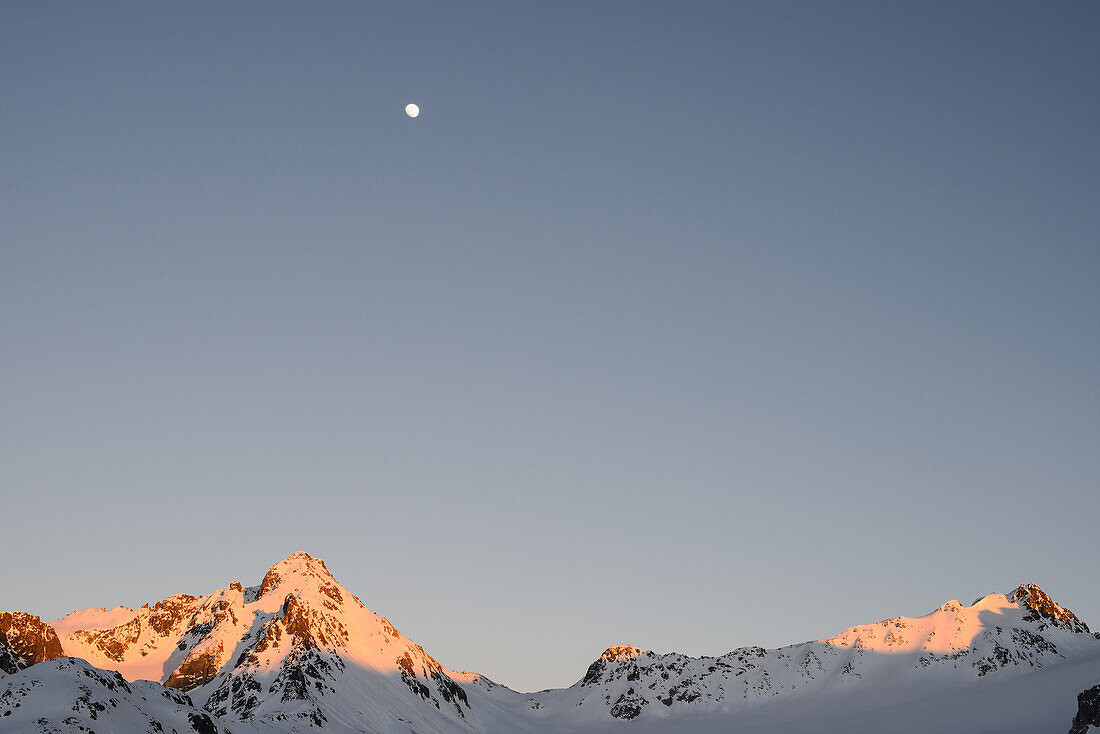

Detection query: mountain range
(2, 551), (1099, 733)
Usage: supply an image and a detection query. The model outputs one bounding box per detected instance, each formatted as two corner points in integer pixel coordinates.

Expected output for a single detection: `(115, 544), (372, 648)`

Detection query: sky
(2, 1), (1098, 693)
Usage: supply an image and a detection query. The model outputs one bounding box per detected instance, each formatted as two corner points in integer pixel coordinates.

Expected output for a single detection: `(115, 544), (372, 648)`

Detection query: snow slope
(0, 656), (233, 734)
(51, 606), (142, 638)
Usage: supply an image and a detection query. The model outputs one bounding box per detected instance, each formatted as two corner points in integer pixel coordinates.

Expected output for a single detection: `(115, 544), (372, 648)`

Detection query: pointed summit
(1009, 583), (1089, 633)
(258, 551), (338, 599)
(266, 551), (332, 576)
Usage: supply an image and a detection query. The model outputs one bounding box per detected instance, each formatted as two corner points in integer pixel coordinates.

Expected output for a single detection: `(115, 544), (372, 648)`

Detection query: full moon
(405, 103), (419, 118)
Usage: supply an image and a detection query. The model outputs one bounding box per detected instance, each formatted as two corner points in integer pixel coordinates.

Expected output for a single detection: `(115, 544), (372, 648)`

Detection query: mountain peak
(600, 644), (646, 663)
(258, 551), (336, 598)
(1009, 583), (1089, 632)
(581, 645), (649, 687)
(273, 550), (329, 572)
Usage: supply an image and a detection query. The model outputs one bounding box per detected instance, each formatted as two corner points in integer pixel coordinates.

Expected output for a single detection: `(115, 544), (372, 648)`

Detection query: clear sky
(2, 1), (1098, 693)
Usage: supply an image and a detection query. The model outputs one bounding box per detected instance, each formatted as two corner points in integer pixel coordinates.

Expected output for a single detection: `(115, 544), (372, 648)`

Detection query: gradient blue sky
(2, 1), (1098, 692)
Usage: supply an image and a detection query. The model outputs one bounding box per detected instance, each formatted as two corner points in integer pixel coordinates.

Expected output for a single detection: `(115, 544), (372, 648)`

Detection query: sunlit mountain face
(3, 552), (1099, 734)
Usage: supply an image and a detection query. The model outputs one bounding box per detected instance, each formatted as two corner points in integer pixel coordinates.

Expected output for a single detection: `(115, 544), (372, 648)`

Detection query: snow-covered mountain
(501, 586), (1100, 733)
(3, 552), (1099, 733)
(51, 552), (498, 733)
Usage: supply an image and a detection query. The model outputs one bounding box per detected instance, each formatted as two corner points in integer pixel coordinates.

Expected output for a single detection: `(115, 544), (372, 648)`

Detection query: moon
(405, 103), (420, 118)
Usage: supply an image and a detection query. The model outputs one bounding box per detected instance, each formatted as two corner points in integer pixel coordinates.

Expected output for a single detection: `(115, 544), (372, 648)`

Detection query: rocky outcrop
(1069, 684), (1100, 734)
(0, 612), (63, 672)
(148, 594), (200, 635)
(165, 643), (225, 690)
(1010, 584), (1090, 634)
(259, 552), (334, 598)
(0, 638), (22, 675)
(396, 645), (470, 716)
(600, 644), (646, 663)
(164, 591), (247, 691)
(280, 593), (348, 649)
(609, 687), (647, 720)
(582, 644), (648, 686)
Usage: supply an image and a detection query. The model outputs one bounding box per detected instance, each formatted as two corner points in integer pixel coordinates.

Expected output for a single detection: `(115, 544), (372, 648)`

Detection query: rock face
(0, 638), (22, 675)
(1070, 684), (1100, 734)
(0, 612), (64, 672)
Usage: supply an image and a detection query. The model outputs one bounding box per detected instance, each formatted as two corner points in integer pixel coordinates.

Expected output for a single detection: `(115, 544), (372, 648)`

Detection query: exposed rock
(188, 711), (220, 734)
(0, 612), (64, 671)
(396, 646), (470, 716)
(258, 551), (334, 599)
(0, 638), (22, 675)
(610, 687), (647, 720)
(601, 644), (646, 663)
(165, 643), (224, 690)
(203, 668), (263, 719)
(1010, 584), (1090, 634)
(69, 594), (203, 663)
(1069, 684), (1100, 734)
(75, 614), (142, 662)
(582, 644), (647, 686)
(149, 595), (199, 636)
(279, 594), (348, 649)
